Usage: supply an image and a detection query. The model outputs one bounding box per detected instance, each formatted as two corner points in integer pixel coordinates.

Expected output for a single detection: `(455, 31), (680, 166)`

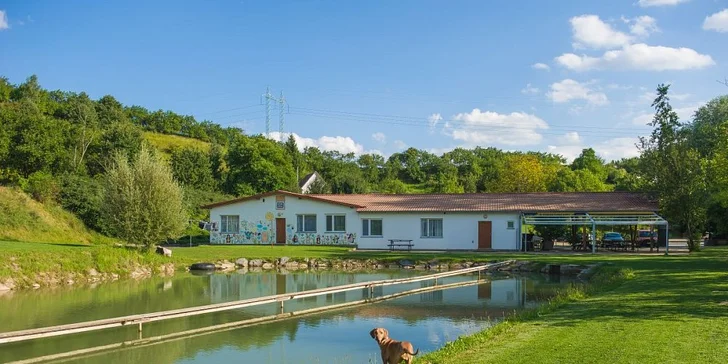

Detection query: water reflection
(0, 271), (576, 364)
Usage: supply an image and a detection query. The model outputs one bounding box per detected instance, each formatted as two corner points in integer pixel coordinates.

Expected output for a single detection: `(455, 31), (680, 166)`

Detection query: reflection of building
(207, 273), (561, 319)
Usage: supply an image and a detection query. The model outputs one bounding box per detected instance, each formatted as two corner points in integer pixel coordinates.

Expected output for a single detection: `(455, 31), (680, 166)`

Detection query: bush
(59, 174), (103, 230)
(24, 171), (59, 203)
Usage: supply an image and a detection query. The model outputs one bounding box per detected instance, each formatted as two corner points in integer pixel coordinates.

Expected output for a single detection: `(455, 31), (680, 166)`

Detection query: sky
(1, 0), (727, 161)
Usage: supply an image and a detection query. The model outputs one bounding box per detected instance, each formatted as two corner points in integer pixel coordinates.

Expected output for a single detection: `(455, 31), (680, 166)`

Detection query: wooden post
(138, 322), (142, 333)
(279, 301), (284, 314)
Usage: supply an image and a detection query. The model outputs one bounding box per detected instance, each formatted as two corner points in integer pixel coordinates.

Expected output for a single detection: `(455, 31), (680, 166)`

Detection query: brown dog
(369, 327), (419, 364)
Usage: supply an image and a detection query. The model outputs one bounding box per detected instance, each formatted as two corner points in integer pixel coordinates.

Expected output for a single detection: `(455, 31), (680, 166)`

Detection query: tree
(100, 146), (186, 248)
(284, 134), (304, 179)
(170, 147), (215, 190)
(571, 148), (607, 180)
(638, 84), (709, 251)
(225, 135), (297, 195)
(491, 154), (547, 192)
(67, 93), (100, 172)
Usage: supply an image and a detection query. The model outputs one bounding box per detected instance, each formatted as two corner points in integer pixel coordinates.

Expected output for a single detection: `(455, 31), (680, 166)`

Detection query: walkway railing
(0, 260), (513, 345)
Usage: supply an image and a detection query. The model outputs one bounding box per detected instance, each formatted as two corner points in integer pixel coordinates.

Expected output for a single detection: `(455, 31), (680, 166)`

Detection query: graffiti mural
(210, 212), (357, 245)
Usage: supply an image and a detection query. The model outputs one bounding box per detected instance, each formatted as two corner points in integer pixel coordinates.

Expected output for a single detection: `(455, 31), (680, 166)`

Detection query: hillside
(0, 187), (115, 245)
(143, 132), (211, 156)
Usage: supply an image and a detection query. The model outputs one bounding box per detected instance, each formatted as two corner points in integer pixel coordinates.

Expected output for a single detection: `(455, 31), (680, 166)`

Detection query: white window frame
(220, 215), (239, 234)
(325, 214), (346, 233)
(297, 214), (317, 233)
(421, 218), (443, 238)
(507, 221), (515, 230)
(362, 218), (383, 237)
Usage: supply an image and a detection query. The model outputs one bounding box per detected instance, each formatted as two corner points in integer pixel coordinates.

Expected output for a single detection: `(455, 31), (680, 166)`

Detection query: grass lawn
(419, 247), (728, 364)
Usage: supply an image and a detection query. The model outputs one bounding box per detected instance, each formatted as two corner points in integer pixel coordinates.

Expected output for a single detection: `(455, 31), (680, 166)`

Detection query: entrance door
(276, 218), (286, 244)
(478, 221), (492, 249)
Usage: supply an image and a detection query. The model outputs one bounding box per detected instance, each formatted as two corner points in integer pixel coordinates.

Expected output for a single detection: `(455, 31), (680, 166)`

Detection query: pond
(0, 269), (576, 363)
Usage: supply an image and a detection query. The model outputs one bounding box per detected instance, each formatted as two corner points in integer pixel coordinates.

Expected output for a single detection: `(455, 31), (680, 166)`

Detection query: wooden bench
(388, 239), (414, 251)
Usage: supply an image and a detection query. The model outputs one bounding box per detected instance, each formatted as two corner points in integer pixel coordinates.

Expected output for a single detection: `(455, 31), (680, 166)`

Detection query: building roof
(203, 190), (657, 213)
(200, 190), (364, 209)
(298, 172), (317, 189)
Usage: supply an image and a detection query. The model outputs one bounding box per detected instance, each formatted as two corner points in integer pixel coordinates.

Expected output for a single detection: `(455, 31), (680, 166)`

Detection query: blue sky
(1, 0), (727, 161)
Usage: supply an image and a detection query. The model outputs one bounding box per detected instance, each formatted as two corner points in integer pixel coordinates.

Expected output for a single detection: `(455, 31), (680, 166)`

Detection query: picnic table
(388, 239), (414, 251)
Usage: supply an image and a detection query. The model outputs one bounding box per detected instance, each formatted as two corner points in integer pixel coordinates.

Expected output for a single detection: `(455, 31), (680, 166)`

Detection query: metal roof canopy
(522, 212), (668, 226)
(520, 212), (669, 254)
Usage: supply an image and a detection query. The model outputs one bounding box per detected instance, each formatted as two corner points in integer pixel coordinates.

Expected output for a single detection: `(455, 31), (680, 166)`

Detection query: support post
(138, 322), (142, 333)
(591, 222), (596, 254)
(665, 222), (670, 255)
(279, 300), (284, 314)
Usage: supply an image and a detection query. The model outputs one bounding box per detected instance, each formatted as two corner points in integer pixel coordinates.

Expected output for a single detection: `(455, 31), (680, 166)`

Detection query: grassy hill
(143, 132), (211, 157)
(0, 187), (115, 246)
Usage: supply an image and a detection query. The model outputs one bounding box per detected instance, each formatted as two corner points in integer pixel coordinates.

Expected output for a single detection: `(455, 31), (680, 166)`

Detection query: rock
(278, 256), (290, 266)
(88, 268), (99, 277)
(262, 262), (275, 270)
(236, 267), (249, 274)
(0, 280), (14, 291)
(217, 261), (236, 271)
(111, 273), (120, 281)
(235, 258), (249, 268)
(387, 264), (400, 269)
(66, 279), (74, 285)
(249, 259), (263, 267)
(285, 262), (300, 270)
(317, 263), (329, 268)
(414, 264), (427, 270)
(156, 246), (172, 257)
(399, 259), (415, 268)
(32, 283), (40, 289)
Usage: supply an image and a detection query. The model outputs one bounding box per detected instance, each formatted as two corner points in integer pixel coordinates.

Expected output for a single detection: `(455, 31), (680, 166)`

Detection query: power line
(193, 104), (260, 118)
(289, 109), (644, 138)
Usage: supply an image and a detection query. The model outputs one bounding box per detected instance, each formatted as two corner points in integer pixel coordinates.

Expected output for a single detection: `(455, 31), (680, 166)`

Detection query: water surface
(0, 270), (574, 363)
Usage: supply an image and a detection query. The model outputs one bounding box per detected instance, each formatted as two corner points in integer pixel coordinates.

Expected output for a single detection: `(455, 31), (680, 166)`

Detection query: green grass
(418, 247), (728, 364)
(143, 132), (211, 157)
(0, 186), (115, 245)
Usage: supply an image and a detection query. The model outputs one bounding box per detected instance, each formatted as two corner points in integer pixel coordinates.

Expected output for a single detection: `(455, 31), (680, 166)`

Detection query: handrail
(0, 260), (513, 344)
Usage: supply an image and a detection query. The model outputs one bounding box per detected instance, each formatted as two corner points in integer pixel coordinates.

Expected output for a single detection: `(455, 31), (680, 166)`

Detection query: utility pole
(262, 87), (273, 137)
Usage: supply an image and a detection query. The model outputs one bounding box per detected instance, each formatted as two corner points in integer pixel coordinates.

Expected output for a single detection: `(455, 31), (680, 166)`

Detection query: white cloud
(371, 132), (386, 143)
(559, 132), (582, 144)
(624, 15), (660, 37)
(631, 101), (704, 125)
(556, 43), (715, 71)
(638, 0), (689, 7)
(427, 113), (442, 128)
(0, 10), (9, 30)
(594, 137), (641, 161)
(570, 15), (632, 49)
(393, 140), (408, 150)
(267, 132), (365, 155)
(703, 9), (728, 33)
(446, 109), (548, 146)
(547, 79), (609, 105)
(521, 83), (540, 95)
(546, 145), (585, 163)
(548, 137), (641, 162)
(531, 63), (551, 71)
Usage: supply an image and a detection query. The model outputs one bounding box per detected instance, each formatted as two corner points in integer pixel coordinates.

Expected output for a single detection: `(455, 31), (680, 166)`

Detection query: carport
(520, 212), (669, 254)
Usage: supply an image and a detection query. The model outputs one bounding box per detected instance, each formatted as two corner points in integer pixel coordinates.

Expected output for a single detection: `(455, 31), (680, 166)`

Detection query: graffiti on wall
(210, 212), (357, 245)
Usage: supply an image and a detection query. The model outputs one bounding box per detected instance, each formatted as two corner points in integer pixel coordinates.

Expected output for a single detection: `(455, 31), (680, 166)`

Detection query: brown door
(276, 218), (286, 244)
(478, 221), (492, 249)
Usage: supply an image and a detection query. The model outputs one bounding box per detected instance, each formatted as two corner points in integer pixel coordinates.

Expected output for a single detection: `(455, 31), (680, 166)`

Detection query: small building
(202, 190), (664, 251)
(298, 172), (320, 194)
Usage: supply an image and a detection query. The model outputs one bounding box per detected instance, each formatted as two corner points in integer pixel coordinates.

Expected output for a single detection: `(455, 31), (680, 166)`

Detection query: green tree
(100, 146), (187, 248)
(306, 176), (331, 194)
(284, 134), (305, 179)
(225, 135), (297, 195)
(491, 154), (547, 192)
(571, 148), (607, 179)
(67, 93), (100, 172)
(639, 84), (709, 251)
(170, 147), (215, 190)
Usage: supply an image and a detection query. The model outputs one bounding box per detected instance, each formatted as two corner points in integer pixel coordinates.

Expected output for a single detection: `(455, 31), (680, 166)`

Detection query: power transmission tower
(279, 91), (286, 140)
(261, 87), (287, 141)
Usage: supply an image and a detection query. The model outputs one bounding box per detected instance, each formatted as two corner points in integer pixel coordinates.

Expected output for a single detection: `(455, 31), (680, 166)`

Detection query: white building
(203, 190), (660, 251)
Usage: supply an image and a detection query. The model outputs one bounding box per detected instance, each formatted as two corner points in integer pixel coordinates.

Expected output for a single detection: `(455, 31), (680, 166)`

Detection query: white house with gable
(202, 190), (661, 251)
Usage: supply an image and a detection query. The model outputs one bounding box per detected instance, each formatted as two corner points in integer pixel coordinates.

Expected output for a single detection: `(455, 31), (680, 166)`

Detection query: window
(421, 218), (443, 238)
(220, 215), (239, 234)
(362, 219), (383, 237)
(326, 215), (346, 232)
(296, 214), (317, 233)
(507, 221), (515, 230)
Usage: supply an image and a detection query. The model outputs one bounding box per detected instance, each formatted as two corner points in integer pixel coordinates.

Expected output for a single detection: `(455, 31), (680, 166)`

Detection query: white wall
(356, 212), (520, 251)
(209, 194), (521, 250)
(209, 194), (359, 246)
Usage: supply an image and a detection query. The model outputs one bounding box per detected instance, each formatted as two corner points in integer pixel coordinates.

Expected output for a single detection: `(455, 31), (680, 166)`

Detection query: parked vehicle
(601, 232), (625, 248)
(636, 230), (657, 247)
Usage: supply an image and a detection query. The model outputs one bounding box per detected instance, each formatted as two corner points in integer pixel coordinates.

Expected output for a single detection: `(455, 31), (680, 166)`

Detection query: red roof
(204, 190), (657, 213)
